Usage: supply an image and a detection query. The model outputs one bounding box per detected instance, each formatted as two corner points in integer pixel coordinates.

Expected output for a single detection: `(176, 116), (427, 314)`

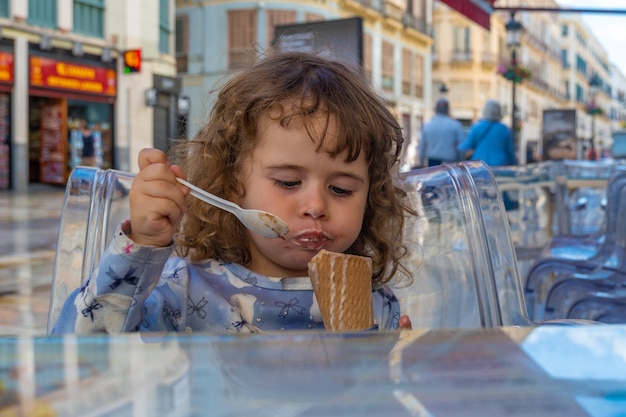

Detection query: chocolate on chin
(307, 249), (375, 331)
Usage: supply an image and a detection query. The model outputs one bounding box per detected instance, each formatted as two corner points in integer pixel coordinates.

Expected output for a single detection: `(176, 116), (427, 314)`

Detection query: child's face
(240, 108), (369, 278)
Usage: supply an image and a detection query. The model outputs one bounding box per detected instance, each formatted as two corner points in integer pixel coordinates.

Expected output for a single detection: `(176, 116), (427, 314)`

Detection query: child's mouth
(291, 230), (332, 251)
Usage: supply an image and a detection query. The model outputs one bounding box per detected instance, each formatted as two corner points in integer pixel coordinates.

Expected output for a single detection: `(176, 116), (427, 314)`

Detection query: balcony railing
(401, 13), (431, 36)
(451, 50), (473, 63)
(348, 0), (431, 36)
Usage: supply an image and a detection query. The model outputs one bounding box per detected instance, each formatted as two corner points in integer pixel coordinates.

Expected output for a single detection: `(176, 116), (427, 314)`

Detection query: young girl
(52, 52), (414, 334)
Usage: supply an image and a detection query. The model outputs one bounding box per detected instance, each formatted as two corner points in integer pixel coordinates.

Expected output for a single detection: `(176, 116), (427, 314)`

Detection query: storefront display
(29, 53), (116, 184)
(39, 100), (66, 184)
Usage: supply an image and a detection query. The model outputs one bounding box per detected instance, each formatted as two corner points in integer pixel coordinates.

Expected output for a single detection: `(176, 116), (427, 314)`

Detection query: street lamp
(587, 73), (600, 160)
(439, 83), (449, 95)
(505, 12), (523, 160)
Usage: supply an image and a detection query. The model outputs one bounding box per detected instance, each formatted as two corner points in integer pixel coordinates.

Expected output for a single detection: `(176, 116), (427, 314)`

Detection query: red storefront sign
(30, 56), (116, 96)
(0, 52), (13, 84)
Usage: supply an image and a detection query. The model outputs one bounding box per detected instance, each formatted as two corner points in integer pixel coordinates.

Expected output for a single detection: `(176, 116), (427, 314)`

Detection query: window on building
(402, 49), (411, 96)
(413, 53), (423, 98)
(228, 10), (258, 70)
(561, 49), (568, 68)
(0, 0), (8, 18)
(176, 15), (188, 73)
(576, 84), (584, 103)
(575, 55), (587, 76)
(267, 10), (296, 45)
(159, 0), (171, 54)
(453, 26), (470, 53)
(382, 41), (394, 92)
(453, 26), (471, 61)
(28, 0), (57, 29)
(73, 0), (104, 37)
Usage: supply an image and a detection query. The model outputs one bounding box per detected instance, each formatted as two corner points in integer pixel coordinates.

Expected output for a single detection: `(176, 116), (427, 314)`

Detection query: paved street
(0, 185), (66, 335)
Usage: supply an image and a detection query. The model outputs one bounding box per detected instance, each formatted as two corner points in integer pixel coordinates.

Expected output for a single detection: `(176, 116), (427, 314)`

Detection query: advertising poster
(542, 109), (577, 160)
(273, 17), (363, 71)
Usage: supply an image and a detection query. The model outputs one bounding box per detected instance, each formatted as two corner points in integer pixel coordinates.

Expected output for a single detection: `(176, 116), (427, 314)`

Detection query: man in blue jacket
(418, 98), (466, 167)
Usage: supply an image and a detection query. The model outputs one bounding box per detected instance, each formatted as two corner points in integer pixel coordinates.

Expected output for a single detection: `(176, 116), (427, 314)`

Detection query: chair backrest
(47, 166), (133, 334)
(394, 161), (532, 328)
(48, 162), (533, 333)
(555, 159), (617, 236)
(490, 161), (557, 278)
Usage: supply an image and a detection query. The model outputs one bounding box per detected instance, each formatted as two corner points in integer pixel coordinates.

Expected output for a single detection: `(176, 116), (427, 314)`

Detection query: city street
(0, 185), (65, 335)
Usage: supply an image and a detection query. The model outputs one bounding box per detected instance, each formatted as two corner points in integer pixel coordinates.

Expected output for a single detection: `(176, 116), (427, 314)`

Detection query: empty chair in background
(552, 159), (617, 239)
(491, 161), (556, 279)
(567, 291), (626, 323)
(541, 166), (626, 261)
(544, 274), (626, 321)
(524, 172), (626, 322)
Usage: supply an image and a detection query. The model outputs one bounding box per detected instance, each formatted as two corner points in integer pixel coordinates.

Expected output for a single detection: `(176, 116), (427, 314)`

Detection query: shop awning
(440, 0), (496, 30)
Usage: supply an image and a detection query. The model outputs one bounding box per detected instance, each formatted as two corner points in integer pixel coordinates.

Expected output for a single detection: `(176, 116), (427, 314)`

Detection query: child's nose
(302, 187), (327, 219)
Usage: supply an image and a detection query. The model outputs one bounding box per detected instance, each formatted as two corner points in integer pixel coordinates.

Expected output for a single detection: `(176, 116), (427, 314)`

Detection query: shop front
(28, 50), (116, 185)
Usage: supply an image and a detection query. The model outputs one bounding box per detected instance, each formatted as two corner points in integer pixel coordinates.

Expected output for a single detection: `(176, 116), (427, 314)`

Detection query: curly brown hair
(169, 51), (415, 285)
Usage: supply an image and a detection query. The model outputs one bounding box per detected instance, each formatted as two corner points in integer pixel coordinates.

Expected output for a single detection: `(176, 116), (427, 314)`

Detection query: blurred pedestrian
(458, 100), (516, 166)
(79, 119), (97, 167)
(417, 98), (465, 167)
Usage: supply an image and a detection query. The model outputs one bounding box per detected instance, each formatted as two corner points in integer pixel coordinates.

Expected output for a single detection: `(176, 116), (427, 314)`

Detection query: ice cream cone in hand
(308, 249), (375, 331)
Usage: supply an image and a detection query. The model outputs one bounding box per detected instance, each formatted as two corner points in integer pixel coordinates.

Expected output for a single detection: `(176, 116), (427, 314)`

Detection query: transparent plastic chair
(524, 171), (626, 321)
(553, 159), (617, 238)
(394, 161), (533, 328)
(48, 162), (535, 334)
(539, 166), (626, 261)
(491, 161), (556, 279)
(544, 273), (626, 321)
(566, 291), (626, 323)
(47, 166), (133, 334)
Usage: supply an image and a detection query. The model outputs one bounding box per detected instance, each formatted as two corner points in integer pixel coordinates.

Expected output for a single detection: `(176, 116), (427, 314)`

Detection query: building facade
(1, 0), (178, 193)
(433, 0), (624, 163)
(560, 13), (612, 157)
(433, 0), (567, 164)
(175, 0), (434, 171)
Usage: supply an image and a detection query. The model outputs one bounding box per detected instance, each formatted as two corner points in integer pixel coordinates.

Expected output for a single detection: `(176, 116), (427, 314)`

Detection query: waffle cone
(308, 250), (375, 331)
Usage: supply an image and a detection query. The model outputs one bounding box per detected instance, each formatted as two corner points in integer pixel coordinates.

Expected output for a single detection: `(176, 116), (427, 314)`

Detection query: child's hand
(399, 315), (412, 330)
(128, 148), (189, 247)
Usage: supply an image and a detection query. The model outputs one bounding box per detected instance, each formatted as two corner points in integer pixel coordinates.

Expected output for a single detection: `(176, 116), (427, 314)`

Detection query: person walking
(417, 98), (465, 167)
(458, 100), (516, 167)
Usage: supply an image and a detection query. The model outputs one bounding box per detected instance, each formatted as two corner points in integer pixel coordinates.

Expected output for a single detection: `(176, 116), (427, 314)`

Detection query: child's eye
(274, 179), (300, 189)
(330, 185), (354, 196)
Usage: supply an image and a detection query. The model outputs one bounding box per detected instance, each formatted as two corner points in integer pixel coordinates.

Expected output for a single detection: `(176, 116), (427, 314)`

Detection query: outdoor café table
(1, 325), (625, 416)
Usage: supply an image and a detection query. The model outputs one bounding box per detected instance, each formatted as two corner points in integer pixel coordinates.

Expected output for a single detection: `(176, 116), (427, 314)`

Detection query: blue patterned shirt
(51, 222), (402, 334)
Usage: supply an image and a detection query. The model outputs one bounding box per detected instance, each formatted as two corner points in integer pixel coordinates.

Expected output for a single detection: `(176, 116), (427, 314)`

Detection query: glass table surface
(1, 325), (626, 416)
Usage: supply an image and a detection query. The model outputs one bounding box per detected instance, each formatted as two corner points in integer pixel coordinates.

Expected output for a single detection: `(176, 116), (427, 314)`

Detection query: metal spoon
(176, 177), (289, 239)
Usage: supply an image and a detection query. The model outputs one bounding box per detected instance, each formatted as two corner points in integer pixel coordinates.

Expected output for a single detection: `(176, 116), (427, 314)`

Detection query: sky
(555, 0), (626, 76)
